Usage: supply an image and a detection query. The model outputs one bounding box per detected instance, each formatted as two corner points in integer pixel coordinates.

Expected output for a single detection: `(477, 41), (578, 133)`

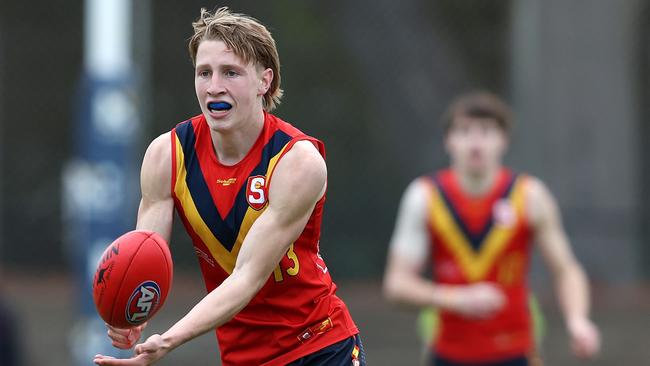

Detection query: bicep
(136, 133), (174, 242)
(387, 179), (430, 274)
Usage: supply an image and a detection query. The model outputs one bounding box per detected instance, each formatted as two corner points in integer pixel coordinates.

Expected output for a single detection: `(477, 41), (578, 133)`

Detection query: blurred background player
(93, 7), (364, 366)
(415, 293), (546, 364)
(383, 91), (600, 366)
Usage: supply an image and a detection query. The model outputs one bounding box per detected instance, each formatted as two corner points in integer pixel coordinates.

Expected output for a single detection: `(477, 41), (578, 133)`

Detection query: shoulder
(267, 141), (327, 215)
(396, 176), (434, 218)
(144, 132), (172, 166)
(276, 141), (326, 183)
(404, 172), (441, 201)
(523, 175), (558, 226)
(405, 176), (434, 199)
(141, 132), (172, 188)
(523, 175), (552, 202)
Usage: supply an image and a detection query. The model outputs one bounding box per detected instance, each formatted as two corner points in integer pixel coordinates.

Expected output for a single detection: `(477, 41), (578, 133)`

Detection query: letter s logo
(246, 175), (267, 210)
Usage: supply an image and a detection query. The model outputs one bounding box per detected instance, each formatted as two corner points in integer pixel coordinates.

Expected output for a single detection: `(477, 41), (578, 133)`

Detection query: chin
(467, 165), (489, 176)
(204, 115), (235, 132)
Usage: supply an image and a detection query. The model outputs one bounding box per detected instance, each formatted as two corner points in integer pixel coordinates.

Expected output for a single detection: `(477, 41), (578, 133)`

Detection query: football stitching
(110, 231), (151, 326)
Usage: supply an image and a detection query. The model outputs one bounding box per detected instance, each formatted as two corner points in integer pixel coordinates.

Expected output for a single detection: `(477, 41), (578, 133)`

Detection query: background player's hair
(443, 91), (513, 134)
(188, 7), (283, 112)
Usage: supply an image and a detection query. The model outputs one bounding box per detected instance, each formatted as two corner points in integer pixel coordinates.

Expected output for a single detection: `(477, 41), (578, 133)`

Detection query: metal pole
(133, 0), (153, 149)
(65, 0), (139, 364)
(85, 0), (131, 78)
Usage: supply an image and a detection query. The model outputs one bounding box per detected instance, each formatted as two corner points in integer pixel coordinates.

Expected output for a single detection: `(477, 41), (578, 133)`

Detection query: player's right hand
(106, 322), (147, 349)
(568, 317), (600, 359)
(443, 282), (506, 319)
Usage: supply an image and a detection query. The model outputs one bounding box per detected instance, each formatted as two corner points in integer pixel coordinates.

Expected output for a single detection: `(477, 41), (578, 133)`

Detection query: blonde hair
(188, 7), (283, 112)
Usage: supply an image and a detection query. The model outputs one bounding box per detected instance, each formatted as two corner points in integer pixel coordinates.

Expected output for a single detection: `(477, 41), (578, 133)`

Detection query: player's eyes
(197, 70), (211, 78)
(225, 70), (239, 77)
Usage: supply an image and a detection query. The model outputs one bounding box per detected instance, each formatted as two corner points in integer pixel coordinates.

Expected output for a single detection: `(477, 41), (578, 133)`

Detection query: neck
(452, 165), (501, 196)
(211, 109), (265, 166)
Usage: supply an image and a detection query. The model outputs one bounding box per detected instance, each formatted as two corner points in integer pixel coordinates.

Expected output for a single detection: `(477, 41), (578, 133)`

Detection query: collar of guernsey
(169, 112), (325, 275)
(425, 168), (531, 282)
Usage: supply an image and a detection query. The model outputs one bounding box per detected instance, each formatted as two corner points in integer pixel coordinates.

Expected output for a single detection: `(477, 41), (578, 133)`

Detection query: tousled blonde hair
(188, 7), (283, 111)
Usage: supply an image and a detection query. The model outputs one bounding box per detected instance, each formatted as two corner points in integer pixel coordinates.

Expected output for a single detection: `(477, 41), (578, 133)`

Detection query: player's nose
(206, 74), (226, 96)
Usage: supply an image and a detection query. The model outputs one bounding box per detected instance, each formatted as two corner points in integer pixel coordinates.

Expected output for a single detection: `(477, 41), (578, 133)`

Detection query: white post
(85, 0), (131, 79)
(71, 1), (135, 365)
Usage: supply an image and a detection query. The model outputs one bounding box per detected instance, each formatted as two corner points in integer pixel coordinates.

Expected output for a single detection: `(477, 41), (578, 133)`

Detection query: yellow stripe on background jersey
(428, 177), (527, 281)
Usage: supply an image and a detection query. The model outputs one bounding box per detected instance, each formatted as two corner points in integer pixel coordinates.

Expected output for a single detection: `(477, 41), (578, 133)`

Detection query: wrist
(434, 285), (458, 310)
(566, 315), (589, 331)
(160, 329), (183, 352)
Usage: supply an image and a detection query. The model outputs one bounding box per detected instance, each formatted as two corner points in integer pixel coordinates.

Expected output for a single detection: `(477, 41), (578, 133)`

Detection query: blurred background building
(0, 0), (648, 365)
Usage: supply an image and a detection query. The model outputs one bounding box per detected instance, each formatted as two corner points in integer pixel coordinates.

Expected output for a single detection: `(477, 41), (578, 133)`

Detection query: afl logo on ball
(126, 281), (161, 325)
(246, 175), (268, 210)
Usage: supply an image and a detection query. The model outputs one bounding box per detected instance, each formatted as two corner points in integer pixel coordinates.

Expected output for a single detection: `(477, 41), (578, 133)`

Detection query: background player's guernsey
(426, 169), (534, 363)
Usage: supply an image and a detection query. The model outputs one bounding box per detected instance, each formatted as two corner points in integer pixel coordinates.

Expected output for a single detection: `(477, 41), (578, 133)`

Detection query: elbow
(227, 269), (267, 307)
(244, 274), (268, 300)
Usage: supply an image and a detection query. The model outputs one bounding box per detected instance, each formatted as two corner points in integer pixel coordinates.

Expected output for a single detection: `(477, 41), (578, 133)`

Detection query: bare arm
(101, 133), (174, 351)
(383, 179), (504, 318)
(135, 133), (174, 242)
(383, 179), (446, 307)
(528, 177), (600, 358)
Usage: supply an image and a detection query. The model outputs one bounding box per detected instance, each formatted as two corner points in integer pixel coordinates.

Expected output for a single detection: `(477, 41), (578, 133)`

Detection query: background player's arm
(95, 141), (327, 366)
(102, 133), (175, 351)
(528, 178), (600, 358)
(383, 179), (504, 318)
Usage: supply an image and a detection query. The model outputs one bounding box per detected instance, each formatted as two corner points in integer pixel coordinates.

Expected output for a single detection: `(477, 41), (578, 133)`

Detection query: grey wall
(511, 0), (644, 281)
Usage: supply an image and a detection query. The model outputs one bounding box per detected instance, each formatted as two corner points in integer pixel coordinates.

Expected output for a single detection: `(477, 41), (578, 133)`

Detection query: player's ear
(258, 68), (273, 96)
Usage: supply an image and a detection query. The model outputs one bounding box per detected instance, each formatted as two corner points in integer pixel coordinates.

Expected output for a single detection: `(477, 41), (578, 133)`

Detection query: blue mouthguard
(208, 102), (232, 110)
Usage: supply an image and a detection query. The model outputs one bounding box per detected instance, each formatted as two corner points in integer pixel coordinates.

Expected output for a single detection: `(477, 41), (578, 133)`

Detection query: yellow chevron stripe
(429, 177), (527, 281)
(231, 143), (292, 258)
(173, 134), (236, 273)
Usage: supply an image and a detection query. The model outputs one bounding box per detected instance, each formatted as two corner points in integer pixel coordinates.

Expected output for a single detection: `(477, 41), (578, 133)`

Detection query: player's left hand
(94, 334), (170, 366)
(567, 317), (600, 359)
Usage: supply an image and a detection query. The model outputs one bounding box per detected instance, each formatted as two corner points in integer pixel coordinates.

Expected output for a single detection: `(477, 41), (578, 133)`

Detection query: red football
(92, 230), (173, 329)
